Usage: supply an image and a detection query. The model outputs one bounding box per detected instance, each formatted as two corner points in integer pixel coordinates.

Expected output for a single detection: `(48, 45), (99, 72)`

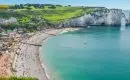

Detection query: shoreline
(14, 28), (81, 80)
(38, 29), (64, 80)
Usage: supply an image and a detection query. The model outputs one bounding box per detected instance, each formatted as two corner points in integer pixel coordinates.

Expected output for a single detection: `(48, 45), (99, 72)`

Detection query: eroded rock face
(62, 9), (128, 27)
(123, 10), (130, 24)
(0, 17), (17, 24)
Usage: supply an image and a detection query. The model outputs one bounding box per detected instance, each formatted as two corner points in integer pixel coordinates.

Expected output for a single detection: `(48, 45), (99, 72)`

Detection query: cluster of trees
(9, 4), (64, 9)
(0, 4), (72, 9)
(9, 4), (44, 9)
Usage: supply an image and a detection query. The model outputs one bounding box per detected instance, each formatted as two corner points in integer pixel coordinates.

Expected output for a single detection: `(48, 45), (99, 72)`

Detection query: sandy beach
(15, 29), (64, 80)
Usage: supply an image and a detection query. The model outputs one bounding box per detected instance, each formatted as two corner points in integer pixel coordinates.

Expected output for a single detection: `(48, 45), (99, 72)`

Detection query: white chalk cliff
(62, 9), (129, 27)
(0, 17), (17, 24)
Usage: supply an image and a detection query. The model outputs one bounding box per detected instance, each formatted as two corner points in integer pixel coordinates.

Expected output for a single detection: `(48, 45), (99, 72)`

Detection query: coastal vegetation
(0, 77), (38, 80)
(0, 2), (130, 80)
(0, 4), (96, 31)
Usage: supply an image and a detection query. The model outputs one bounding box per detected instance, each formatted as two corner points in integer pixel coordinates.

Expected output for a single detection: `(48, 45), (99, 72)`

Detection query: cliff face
(62, 9), (128, 27)
(123, 10), (130, 24)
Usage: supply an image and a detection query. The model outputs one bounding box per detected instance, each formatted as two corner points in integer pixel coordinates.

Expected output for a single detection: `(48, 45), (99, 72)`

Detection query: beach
(0, 27), (80, 79)
(15, 29), (64, 80)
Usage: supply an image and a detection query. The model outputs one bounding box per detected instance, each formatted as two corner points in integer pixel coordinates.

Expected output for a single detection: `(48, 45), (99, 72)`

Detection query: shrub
(0, 76), (38, 80)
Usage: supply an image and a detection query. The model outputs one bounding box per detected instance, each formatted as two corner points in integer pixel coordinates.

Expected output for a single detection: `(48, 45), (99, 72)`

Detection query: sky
(0, 0), (130, 10)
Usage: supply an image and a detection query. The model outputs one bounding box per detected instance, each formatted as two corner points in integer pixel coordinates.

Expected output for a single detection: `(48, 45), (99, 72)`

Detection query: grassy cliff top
(41, 6), (95, 24)
(0, 6), (95, 24)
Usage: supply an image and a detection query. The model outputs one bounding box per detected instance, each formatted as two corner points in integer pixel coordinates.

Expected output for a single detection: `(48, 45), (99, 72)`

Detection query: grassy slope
(42, 6), (95, 24)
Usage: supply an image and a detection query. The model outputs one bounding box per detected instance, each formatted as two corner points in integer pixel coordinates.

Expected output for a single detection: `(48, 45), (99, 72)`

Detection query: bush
(48, 5), (56, 9)
(0, 76), (38, 80)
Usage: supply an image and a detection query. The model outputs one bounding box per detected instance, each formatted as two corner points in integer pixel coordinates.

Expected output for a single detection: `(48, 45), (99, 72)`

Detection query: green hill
(13, 6), (95, 24)
(0, 5), (96, 31)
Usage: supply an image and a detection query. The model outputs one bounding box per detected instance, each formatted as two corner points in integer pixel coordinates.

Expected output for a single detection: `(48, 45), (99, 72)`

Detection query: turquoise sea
(42, 26), (130, 80)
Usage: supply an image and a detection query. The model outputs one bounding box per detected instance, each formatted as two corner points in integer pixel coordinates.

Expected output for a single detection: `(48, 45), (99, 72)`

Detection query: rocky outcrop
(123, 10), (130, 24)
(62, 9), (128, 27)
(0, 17), (17, 24)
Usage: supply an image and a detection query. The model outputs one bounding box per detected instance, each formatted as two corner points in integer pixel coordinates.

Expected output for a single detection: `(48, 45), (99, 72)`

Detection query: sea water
(42, 26), (130, 80)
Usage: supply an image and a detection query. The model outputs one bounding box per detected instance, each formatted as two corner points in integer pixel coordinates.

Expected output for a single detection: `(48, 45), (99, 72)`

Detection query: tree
(56, 5), (62, 7)
(48, 5), (56, 9)
(14, 4), (20, 9)
(68, 5), (71, 7)
(9, 5), (15, 9)
(42, 6), (45, 9)
(19, 4), (24, 9)
(25, 6), (32, 10)
(18, 17), (30, 29)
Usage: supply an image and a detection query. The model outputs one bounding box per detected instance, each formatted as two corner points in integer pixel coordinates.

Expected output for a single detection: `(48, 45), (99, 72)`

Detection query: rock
(62, 9), (128, 27)
(0, 17), (17, 24)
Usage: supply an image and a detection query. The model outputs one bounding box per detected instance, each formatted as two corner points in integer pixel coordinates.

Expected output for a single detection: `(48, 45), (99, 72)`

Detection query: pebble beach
(15, 29), (63, 80)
